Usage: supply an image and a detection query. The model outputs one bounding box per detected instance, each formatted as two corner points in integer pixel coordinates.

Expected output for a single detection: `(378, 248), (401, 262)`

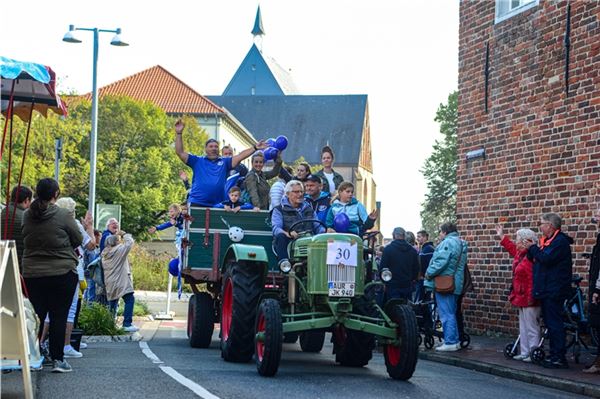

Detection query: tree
(420, 91), (458, 235)
(1, 95), (208, 237)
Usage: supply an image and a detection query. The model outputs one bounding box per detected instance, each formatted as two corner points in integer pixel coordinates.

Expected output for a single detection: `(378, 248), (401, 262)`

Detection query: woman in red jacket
(496, 224), (541, 362)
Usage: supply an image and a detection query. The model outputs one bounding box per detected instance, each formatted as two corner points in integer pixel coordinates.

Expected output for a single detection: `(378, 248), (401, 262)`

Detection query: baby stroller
(412, 299), (471, 349)
(504, 274), (591, 364)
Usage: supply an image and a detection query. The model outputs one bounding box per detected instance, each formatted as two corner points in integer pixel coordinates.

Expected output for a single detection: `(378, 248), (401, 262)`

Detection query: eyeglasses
(290, 190), (304, 194)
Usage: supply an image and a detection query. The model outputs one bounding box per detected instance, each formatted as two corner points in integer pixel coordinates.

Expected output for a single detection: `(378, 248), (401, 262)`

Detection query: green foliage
(78, 302), (125, 336)
(117, 299), (150, 317)
(129, 244), (191, 292)
(1, 96), (208, 237)
(420, 91), (458, 235)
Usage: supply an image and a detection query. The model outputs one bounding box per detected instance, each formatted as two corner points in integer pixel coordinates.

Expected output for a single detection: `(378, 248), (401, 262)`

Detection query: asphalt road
(1, 317), (588, 399)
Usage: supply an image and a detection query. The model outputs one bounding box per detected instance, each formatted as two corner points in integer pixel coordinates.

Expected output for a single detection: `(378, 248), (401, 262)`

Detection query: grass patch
(78, 302), (124, 336)
(129, 244), (191, 292)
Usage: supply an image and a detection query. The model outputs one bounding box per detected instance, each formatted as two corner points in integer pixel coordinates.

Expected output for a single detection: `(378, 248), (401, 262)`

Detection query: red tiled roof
(82, 65), (223, 114)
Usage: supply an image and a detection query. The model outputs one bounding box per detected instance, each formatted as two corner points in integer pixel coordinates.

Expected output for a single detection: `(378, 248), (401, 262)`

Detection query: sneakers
(79, 342), (88, 349)
(435, 343), (460, 352)
(63, 345), (83, 358)
(513, 354), (528, 361)
(522, 356), (532, 363)
(51, 360), (72, 373)
(542, 358), (569, 369)
(123, 324), (139, 332)
(583, 364), (600, 374)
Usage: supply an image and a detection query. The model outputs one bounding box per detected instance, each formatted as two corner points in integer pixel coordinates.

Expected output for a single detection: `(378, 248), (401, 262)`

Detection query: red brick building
(457, 0), (600, 334)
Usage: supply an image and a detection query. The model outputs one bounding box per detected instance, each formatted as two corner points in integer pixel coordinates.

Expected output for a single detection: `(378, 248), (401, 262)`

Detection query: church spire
(251, 5), (265, 38)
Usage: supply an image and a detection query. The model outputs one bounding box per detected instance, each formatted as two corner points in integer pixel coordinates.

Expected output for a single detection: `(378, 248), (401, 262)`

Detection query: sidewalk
(419, 334), (600, 398)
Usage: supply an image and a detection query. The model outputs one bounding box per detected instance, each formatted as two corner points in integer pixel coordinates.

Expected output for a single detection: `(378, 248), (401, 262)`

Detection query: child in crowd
(214, 186), (253, 212)
(148, 203), (185, 249)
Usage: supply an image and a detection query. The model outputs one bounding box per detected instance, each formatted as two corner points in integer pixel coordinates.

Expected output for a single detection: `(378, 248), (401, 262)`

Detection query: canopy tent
(1, 56), (67, 122)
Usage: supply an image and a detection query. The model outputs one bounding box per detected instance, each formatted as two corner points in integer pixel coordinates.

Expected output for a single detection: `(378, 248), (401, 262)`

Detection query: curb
(83, 332), (143, 343)
(419, 351), (600, 398)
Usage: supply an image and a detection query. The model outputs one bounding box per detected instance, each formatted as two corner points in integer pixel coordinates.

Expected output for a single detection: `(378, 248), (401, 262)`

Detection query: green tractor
(182, 207), (418, 380)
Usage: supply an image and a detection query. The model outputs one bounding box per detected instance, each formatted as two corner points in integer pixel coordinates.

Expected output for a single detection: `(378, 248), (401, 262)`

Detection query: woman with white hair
(102, 231), (138, 332)
(496, 224), (541, 363)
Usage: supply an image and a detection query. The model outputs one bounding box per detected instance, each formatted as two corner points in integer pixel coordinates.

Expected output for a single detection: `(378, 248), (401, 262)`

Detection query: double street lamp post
(62, 25), (128, 219)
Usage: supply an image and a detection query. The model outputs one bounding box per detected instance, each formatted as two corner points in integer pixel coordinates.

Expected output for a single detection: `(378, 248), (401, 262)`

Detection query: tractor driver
(271, 180), (325, 267)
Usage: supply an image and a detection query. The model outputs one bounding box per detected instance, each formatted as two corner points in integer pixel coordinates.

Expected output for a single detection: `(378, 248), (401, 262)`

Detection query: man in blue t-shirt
(174, 119), (267, 206)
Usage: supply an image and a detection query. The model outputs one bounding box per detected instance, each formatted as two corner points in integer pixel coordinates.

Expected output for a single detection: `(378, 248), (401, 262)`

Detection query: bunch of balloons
(262, 135), (288, 161)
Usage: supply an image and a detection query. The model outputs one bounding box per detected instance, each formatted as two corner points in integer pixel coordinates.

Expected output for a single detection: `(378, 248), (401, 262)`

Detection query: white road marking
(139, 341), (163, 364)
(159, 366), (221, 399)
(139, 340), (220, 399)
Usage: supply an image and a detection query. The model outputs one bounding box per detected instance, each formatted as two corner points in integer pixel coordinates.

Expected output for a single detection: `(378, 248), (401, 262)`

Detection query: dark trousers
(385, 285), (413, 302)
(26, 271), (78, 361)
(541, 296), (567, 361)
(109, 292), (135, 327)
(274, 233), (292, 261)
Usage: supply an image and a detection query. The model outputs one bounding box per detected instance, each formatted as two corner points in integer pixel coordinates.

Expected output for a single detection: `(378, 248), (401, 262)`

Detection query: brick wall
(457, 1), (600, 334)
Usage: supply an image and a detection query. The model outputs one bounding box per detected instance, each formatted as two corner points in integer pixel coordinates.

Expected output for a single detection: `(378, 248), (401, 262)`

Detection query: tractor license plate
(328, 282), (355, 297)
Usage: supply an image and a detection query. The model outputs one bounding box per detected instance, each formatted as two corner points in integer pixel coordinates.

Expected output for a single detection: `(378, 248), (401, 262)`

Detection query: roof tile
(82, 65), (223, 114)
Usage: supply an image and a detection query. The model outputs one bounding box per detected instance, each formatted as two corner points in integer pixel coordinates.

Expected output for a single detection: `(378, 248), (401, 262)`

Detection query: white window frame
(495, 0), (539, 24)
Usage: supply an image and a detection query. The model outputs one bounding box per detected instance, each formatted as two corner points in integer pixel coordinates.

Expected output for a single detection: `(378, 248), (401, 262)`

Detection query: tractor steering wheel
(363, 230), (381, 241)
(288, 218), (327, 237)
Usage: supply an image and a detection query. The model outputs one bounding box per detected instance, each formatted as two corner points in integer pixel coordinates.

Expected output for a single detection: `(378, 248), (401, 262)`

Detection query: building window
(495, 0), (539, 24)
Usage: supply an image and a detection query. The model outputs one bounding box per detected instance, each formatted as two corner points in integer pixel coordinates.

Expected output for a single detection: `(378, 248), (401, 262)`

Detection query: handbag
(434, 275), (455, 294)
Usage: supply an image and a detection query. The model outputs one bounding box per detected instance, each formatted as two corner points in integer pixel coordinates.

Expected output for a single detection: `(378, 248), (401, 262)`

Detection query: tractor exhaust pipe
(288, 270), (296, 314)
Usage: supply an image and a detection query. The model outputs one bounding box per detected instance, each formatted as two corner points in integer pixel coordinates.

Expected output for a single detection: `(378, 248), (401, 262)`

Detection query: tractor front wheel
(383, 304), (419, 380)
(255, 299), (283, 377)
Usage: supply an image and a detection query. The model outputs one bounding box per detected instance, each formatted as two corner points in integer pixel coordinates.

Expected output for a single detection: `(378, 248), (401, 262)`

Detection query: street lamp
(62, 24), (129, 219)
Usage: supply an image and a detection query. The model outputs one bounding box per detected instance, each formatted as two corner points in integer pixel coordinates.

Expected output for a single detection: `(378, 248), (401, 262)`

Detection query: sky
(0, 0), (459, 237)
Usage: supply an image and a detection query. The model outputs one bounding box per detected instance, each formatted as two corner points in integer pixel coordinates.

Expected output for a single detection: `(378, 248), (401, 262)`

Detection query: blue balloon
(274, 135), (288, 151)
(266, 138), (276, 147)
(264, 147), (279, 161)
(333, 212), (350, 233)
(168, 258), (179, 277)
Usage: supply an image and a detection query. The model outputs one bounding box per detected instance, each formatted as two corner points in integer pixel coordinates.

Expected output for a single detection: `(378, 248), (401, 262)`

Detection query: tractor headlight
(279, 259), (292, 273)
(381, 268), (392, 282)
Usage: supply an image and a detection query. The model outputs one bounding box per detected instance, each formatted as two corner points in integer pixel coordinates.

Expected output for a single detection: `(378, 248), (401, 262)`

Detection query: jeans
(541, 296), (567, 361)
(26, 272), (78, 361)
(109, 292), (135, 327)
(85, 277), (96, 302)
(436, 292), (458, 345)
(273, 233), (291, 261)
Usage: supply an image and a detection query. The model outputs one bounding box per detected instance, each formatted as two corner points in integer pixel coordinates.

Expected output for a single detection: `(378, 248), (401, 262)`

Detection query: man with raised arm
(174, 119), (267, 207)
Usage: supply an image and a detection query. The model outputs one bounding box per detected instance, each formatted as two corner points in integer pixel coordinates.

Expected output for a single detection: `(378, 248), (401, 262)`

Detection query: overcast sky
(0, 0), (459, 237)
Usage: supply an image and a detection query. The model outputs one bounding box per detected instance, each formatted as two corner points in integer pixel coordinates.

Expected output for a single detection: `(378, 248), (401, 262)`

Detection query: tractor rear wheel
(255, 299), (283, 376)
(333, 325), (374, 367)
(299, 331), (325, 353)
(220, 261), (263, 362)
(283, 332), (299, 344)
(383, 304), (419, 380)
(187, 293), (215, 348)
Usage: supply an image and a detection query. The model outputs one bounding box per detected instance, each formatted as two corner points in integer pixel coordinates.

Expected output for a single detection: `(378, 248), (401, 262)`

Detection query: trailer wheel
(220, 261), (263, 362)
(255, 299), (283, 377)
(187, 293), (215, 348)
(384, 304), (419, 380)
(299, 331), (325, 353)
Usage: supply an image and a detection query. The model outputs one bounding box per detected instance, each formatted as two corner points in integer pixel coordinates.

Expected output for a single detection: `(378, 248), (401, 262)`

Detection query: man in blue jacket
(524, 213), (573, 369)
(425, 222), (468, 352)
(379, 227), (420, 301)
(304, 175), (331, 224)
